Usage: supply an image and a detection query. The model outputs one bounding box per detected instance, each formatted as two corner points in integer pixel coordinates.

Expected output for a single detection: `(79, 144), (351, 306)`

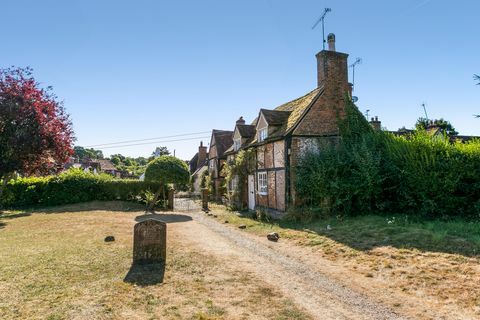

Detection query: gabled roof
(259, 109), (291, 126)
(236, 124), (256, 138)
(211, 129), (233, 157)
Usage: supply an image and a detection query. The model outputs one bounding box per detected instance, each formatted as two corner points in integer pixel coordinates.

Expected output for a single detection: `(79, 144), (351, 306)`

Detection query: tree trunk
(147, 184), (163, 213)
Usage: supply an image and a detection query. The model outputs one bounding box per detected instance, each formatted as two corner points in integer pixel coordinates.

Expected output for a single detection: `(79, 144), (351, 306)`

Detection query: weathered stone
(238, 224), (247, 229)
(267, 232), (279, 242)
(104, 236), (115, 242)
(133, 219), (166, 264)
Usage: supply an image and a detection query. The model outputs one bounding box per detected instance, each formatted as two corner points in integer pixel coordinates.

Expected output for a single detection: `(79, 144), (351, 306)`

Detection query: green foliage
(296, 99), (480, 219)
(0, 168), (161, 208)
(73, 146), (104, 161)
(145, 155), (190, 185)
(415, 117), (458, 136)
(222, 149), (255, 208)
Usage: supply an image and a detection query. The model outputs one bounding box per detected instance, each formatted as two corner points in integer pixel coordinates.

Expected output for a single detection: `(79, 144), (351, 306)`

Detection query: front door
(248, 175), (255, 210)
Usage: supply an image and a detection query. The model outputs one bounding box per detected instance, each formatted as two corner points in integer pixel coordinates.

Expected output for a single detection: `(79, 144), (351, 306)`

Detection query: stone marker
(104, 235), (115, 242)
(133, 218), (166, 264)
(267, 232), (279, 242)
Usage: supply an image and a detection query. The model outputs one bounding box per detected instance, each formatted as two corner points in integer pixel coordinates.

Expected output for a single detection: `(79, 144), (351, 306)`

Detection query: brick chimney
(236, 116), (245, 125)
(197, 141), (207, 168)
(370, 116), (381, 131)
(316, 33), (349, 95)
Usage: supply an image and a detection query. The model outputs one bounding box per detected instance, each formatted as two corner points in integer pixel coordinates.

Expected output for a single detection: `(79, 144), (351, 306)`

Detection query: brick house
(223, 33), (352, 214)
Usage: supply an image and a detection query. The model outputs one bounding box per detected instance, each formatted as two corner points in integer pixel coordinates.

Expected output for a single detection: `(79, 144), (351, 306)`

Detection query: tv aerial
(349, 57), (362, 92)
(312, 8), (332, 50)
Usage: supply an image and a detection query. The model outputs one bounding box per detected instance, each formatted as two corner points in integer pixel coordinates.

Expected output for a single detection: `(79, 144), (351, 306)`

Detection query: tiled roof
(236, 124), (256, 138)
(273, 87), (321, 131)
(260, 109), (291, 126)
(97, 159), (116, 171)
(212, 129), (233, 157)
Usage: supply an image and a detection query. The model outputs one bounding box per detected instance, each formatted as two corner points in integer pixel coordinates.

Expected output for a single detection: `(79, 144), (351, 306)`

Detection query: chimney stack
(197, 141), (207, 169)
(316, 33), (349, 92)
(236, 116), (245, 125)
(370, 116), (381, 131)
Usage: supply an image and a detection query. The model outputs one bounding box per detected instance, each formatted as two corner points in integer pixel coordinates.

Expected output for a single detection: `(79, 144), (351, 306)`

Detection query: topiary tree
(144, 155), (190, 212)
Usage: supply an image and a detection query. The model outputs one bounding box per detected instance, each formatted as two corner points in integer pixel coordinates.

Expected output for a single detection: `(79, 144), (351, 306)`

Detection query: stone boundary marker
(133, 218), (166, 264)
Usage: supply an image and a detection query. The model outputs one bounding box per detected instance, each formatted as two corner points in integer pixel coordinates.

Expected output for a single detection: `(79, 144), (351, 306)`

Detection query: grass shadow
(275, 215), (480, 258)
(0, 212), (32, 219)
(124, 262), (165, 286)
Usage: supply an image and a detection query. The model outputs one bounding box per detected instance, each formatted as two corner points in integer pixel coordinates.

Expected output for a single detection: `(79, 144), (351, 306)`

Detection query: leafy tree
(415, 117), (458, 136)
(144, 155), (189, 212)
(152, 146), (170, 157)
(0, 67), (74, 197)
(73, 146), (104, 161)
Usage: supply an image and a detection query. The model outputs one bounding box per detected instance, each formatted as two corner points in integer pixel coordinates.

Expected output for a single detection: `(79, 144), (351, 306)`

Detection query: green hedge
(0, 168), (162, 208)
(295, 100), (480, 219)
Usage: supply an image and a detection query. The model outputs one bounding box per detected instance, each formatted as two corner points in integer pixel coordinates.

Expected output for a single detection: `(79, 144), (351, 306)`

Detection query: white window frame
(258, 128), (268, 142)
(257, 172), (268, 195)
(233, 139), (241, 151)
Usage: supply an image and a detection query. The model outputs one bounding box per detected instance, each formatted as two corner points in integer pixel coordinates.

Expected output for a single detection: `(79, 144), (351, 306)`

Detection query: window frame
(233, 139), (242, 151)
(257, 172), (268, 195)
(258, 127), (268, 142)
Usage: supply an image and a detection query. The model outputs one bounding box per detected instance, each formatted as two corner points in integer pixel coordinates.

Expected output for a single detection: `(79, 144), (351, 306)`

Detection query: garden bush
(296, 99), (480, 219)
(0, 168), (162, 208)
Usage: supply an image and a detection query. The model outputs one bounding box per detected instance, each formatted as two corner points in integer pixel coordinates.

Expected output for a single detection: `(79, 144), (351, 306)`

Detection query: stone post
(167, 188), (175, 211)
(201, 188), (209, 211)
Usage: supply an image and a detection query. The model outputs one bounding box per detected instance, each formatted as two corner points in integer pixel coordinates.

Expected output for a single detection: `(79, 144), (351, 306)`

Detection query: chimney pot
(236, 116), (246, 125)
(327, 33), (336, 51)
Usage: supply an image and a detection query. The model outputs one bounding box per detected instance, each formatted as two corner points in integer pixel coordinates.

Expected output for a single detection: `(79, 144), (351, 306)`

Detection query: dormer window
(233, 139), (241, 151)
(258, 128), (268, 142)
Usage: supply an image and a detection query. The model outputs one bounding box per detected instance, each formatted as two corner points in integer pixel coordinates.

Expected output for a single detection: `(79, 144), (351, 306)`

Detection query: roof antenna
(312, 8), (332, 50)
(349, 58), (362, 92)
(421, 102), (429, 121)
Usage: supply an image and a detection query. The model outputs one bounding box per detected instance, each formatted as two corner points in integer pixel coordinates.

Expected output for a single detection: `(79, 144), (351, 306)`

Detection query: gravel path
(169, 211), (407, 320)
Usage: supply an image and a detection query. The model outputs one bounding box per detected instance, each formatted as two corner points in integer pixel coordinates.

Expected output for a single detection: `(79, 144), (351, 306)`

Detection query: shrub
(295, 99), (480, 219)
(0, 168), (161, 208)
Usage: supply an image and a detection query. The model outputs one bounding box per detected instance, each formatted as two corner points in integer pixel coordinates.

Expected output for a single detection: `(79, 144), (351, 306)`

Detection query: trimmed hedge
(0, 168), (162, 208)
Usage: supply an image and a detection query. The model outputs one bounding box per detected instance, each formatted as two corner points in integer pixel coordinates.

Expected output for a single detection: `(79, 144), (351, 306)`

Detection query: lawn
(0, 202), (309, 320)
(210, 208), (480, 317)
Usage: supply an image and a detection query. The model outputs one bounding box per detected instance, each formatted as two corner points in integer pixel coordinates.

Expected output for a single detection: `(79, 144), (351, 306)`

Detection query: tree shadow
(134, 213), (192, 223)
(0, 212), (32, 220)
(124, 262), (165, 286)
(34, 201), (147, 214)
(0, 221), (5, 229)
(276, 217), (480, 258)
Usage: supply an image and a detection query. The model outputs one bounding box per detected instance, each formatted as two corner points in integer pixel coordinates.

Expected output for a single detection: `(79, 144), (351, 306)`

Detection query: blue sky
(1, 0), (479, 160)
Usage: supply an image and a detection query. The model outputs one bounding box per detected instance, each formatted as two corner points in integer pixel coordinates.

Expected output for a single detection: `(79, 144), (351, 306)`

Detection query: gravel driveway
(168, 211), (407, 320)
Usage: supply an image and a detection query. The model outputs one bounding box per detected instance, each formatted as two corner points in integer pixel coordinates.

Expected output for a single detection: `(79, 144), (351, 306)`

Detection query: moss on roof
(275, 87), (321, 131)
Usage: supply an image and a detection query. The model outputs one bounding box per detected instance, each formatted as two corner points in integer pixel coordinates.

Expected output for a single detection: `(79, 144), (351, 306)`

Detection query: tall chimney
(370, 116), (381, 131)
(316, 33), (349, 92)
(197, 141), (207, 168)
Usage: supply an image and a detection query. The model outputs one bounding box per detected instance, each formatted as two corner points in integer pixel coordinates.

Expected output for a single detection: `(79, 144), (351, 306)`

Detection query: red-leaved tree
(0, 67), (74, 191)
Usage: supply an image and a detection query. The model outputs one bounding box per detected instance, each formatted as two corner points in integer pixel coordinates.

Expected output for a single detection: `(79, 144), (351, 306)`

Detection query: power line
(95, 136), (211, 150)
(84, 131), (211, 148)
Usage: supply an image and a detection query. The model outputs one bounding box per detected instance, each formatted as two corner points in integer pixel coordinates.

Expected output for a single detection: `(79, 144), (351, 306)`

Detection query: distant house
(65, 158), (122, 178)
(207, 129), (233, 201)
(189, 141), (209, 193)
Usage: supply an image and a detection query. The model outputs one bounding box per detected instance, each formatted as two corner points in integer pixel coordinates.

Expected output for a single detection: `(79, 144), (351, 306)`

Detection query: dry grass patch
(210, 207), (480, 318)
(0, 202), (310, 320)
